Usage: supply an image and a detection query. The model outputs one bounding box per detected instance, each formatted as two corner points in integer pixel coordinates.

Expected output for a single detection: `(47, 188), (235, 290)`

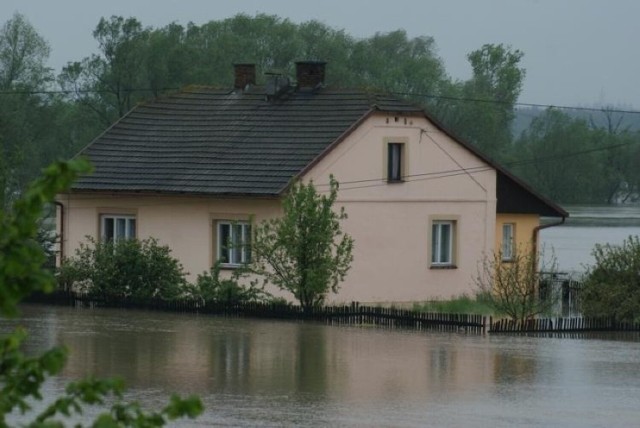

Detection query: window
(101, 214), (136, 243)
(387, 142), (404, 182)
(502, 223), (515, 261)
(431, 220), (455, 266)
(217, 221), (252, 266)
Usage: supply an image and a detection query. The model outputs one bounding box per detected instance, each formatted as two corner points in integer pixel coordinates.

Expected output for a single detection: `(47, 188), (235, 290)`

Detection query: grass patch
(412, 293), (495, 315)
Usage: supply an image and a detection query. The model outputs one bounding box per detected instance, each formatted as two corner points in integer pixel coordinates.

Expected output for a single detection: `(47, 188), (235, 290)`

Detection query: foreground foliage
(58, 237), (187, 300)
(581, 236), (640, 322)
(0, 160), (202, 426)
(251, 177), (353, 313)
(475, 246), (559, 323)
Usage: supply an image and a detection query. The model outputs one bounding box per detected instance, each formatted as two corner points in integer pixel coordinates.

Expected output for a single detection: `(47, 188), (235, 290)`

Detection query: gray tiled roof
(72, 86), (422, 196)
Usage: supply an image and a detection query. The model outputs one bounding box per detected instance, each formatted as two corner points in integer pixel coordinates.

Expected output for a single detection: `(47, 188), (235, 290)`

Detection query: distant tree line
(1, 12), (639, 206)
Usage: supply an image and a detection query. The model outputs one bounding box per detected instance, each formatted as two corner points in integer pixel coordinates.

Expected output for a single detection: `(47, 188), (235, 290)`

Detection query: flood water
(540, 205), (640, 273)
(4, 304), (640, 427)
(4, 205), (640, 426)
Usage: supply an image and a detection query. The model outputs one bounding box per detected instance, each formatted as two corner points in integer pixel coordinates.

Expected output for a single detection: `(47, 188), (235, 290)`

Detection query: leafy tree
(58, 237), (188, 300)
(0, 13), (53, 208)
(60, 14), (450, 122)
(59, 16), (152, 126)
(0, 13), (97, 210)
(0, 159), (202, 425)
(0, 12), (51, 90)
(187, 261), (269, 304)
(509, 106), (640, 204)
(250, 177), (354, 313)
(588, 108), (640, 204)
(512, 108), (603, 203)
(434, 44), (525, 161)
(346, 30), (446, 95)
(580, 236), (640, 322)
(475, 245), (559, 323)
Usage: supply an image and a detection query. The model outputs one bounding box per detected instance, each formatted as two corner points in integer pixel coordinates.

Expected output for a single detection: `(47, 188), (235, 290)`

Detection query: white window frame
(387, 142), (404, 182)
(502, 223), (515, 261)
(217, 221), (252, 267)
(431, 220), (455, 266)
(101, 214), (136, 243)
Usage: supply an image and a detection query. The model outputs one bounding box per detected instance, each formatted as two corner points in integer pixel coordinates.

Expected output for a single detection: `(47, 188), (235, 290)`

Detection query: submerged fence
(490, 316), (640, 333)
(27, 291), (640, 335)
(25, 291), (487, 334)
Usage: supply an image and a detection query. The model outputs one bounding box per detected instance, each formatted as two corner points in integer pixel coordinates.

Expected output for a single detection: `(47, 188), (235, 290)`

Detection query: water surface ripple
(3, 305), (640, 427)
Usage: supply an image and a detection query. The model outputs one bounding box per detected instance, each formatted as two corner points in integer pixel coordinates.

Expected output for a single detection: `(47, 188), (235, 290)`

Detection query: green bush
(581, 236), (640, 322)
(58, 237), (187, 299)
(188, 261), (269, 304)
(412, 293), (495, 315)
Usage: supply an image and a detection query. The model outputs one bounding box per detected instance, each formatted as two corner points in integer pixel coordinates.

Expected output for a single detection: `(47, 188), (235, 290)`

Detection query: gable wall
(303, 112), (497, 303)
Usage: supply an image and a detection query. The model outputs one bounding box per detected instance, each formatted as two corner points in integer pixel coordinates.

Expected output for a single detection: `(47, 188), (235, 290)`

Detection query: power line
(0, 88), (179, 95)
(314, 134), (640, 191)
(1, 86), (639, 115)
(389, 91), (640, 115)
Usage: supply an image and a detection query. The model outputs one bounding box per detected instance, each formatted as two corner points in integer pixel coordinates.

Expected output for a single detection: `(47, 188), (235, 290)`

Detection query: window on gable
(387, 142), (404, 182)
(217, 221), (252, 266)
(101, 214), (136, 243)
(431, 220), (456, 267)
(502, 223), (515, 261)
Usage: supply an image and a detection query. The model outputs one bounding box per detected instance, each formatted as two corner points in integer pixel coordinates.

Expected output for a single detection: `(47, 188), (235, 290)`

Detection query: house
(56, 61), (567, 304)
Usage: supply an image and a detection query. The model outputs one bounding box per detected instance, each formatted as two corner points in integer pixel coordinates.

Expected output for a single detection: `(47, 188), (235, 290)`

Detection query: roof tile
(73, 87), (421, 195)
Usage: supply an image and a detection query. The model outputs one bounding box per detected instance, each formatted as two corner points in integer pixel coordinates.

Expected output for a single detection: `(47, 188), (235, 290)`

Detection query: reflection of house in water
(61, 311), (219, 393)
(59, 310), (506, 400)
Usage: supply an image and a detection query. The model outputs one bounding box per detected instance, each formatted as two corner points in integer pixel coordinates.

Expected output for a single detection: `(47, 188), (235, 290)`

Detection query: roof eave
(418, 108), (568, 218)
(63, 188), (281, 200)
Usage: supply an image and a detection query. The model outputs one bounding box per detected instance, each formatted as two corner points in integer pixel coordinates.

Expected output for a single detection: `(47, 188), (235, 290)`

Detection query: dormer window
(387, 142), (404, 182)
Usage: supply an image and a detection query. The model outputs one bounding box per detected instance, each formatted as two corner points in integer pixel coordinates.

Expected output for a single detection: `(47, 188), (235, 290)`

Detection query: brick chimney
(296, 61), (326, 89)
(233, 63), (256, 90)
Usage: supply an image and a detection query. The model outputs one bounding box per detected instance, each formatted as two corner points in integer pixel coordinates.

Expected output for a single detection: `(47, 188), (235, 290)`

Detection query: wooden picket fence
(490, 316), (640, 333)
(29, 291), (640, 335)
(25, 291), (487, 334)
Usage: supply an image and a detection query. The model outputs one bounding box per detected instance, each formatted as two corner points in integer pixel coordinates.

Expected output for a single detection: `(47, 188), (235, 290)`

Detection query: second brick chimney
(233, 63), (256, 90)
(296, 61), (326, 89)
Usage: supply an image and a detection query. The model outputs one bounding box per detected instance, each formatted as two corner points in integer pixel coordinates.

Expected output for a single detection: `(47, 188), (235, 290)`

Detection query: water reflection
(3, 305), (640, 427)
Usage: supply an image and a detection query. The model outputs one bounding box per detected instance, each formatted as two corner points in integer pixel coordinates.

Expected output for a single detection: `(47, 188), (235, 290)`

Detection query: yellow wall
(495, 213), (540, 257)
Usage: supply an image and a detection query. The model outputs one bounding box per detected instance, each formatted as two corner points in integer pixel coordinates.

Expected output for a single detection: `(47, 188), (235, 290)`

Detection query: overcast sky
(2, 0), (639, 108)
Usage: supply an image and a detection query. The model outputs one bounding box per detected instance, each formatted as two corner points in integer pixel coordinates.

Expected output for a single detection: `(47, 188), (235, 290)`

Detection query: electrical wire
(57, 132), (640, 205)
(1, 86), (638, 115)
(313, 134), (640, 190)
(388, 91), (640, 115)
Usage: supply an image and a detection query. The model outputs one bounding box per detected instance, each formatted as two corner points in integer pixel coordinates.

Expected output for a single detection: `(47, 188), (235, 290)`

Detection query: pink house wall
(59, 111), (497, 304)
(303, 112), (496, 303)
(58, 194), (282, 282)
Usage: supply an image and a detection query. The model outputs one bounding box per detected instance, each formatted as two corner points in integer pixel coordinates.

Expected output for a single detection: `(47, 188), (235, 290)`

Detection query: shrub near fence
(25, 291), (487, 334)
